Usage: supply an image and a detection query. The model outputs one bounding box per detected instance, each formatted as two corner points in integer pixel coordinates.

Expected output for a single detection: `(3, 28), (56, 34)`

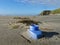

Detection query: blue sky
(0, 0), (60, 15)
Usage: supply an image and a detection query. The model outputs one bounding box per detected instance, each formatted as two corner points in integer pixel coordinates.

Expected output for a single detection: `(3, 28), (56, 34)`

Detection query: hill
(51, 8), (60, 14)
(39, 8), (60, 16)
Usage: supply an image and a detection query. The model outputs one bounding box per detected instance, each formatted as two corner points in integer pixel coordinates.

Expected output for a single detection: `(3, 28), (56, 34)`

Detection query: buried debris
(13, 17), (42, 26)
(16, 19), (42, 26)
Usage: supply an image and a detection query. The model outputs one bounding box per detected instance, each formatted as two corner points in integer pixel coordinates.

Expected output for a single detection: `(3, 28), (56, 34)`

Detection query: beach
(0, 15), (60, 45)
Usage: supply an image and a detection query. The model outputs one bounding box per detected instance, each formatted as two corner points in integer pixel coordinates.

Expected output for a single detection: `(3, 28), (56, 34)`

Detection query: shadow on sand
(41, 31), (59, 38)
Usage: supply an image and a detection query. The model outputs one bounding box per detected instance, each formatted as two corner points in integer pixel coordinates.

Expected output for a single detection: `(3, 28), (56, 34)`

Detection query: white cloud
(14, 0), (60, 6)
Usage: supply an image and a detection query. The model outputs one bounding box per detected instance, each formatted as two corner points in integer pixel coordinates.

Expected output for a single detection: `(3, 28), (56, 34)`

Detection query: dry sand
(0, 15), (60, 45)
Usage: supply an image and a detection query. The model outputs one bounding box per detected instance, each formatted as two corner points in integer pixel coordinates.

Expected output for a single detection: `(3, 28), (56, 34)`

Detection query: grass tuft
(10, 23), (20, 29)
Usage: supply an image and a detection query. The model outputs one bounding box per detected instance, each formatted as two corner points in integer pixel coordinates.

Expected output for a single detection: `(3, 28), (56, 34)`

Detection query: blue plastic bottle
(29, 24), (42, 39)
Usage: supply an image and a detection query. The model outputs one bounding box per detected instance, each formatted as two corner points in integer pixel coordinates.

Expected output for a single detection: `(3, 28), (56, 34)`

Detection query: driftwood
(20, 34), (31, 43)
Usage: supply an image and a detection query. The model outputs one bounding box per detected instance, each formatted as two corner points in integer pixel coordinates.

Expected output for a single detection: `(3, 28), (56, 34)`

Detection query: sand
(0, 15), (60, 45)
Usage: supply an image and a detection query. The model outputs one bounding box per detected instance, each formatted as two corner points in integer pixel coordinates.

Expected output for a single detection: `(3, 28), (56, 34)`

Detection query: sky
(0, 0), (60, 16)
